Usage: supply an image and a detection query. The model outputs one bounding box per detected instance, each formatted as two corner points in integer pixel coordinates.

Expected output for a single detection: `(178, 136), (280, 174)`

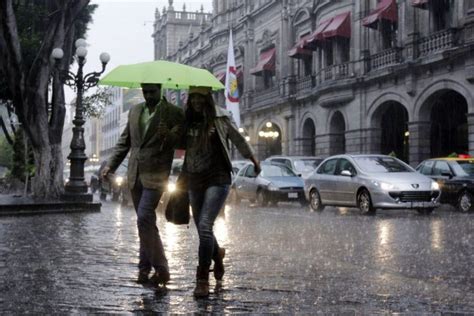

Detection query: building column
(365, 127), (382, 154)
(408, 121), (431, 167)
(315, 134), (330, 157)
(284, 115), (294, 155)
(345, 129), (363, 154)
(467, 113), (474, 156)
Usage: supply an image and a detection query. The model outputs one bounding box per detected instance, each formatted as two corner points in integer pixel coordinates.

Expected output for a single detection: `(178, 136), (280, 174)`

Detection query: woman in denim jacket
(182, 86), (261, 297)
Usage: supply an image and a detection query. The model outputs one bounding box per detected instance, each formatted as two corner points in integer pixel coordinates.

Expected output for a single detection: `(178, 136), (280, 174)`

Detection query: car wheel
(309, 189), (324, 212)
(457, 191), (472, 212)
(249, 199), (256, 203)
(358, 189), (375, 215)
(257, 190), (268, 207)
(417, 208), (434, 215)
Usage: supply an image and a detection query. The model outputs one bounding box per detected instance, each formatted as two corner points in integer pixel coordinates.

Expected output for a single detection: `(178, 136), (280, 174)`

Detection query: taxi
(416, 155), (474, 212)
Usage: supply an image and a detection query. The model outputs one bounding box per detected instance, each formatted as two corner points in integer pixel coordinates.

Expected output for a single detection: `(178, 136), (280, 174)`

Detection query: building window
(432, 0), (451, 31)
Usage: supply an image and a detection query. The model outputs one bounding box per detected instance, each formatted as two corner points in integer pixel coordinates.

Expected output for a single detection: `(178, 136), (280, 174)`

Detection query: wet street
(0, 199), (473, 314)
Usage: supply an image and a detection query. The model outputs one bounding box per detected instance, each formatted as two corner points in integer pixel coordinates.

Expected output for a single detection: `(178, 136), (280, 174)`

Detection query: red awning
(411, 0), (429, 9)
(303, 18), (333, 49)
(322, 12), (351, 39)
(362, 0), (398, 29)
(288, 34), (313, 58)
(250, 48), (276, 76)
(214, 72), (226, 83)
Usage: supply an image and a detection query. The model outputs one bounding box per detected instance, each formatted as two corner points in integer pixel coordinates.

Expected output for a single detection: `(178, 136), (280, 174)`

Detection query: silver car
(230, 162), (306, 207)
(265, 155), (324, 179)
(304, 154), (441, 215)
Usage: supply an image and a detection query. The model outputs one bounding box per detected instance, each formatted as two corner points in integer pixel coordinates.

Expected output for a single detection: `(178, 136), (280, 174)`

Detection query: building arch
(371, 100), (409, 161)
(328, 110), (346, 155)
(299, 111), (318, 156)
(292, 7), (311, 26)
(256, 117), (284, 159)
(414, 79), (474, 120)
(367, 91), (411, 123)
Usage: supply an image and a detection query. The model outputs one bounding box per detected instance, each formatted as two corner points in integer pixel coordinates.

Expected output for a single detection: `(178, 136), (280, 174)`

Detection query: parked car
(416, 155), (474, 212)
(101, 159), (130, 206)
(230, 162), (306, 207)
(265, 155), (324, 179)
(231, 160), (248, 174)
(304, 154), (440, 215)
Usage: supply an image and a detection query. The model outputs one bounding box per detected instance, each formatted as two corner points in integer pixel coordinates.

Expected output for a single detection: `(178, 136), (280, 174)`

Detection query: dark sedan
(230, 162), (306, 207)
(416, 156), (474, 212)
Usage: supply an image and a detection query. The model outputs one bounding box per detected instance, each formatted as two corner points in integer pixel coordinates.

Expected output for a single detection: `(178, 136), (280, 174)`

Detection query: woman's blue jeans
(188, 185), (230, 267)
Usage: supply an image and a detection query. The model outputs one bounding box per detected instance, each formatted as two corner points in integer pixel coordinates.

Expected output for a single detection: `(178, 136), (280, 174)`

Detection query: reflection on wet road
(0, 201), (472, 313)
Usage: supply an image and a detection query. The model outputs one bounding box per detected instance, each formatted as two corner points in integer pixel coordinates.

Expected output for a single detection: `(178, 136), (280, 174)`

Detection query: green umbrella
(99, 60), (224, 90)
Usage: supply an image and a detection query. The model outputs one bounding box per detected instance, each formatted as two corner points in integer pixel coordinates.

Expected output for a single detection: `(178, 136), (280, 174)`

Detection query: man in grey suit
(102, 83), (184, 286)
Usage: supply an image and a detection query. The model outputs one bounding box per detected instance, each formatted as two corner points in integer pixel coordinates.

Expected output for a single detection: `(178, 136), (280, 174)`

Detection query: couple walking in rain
(101, 83), (261, 297)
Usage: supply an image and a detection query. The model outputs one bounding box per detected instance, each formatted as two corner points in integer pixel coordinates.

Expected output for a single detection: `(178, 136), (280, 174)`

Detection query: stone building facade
(153, 0), (474, 166)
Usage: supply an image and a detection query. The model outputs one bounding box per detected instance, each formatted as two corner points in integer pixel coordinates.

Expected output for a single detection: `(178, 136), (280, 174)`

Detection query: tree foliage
(0, 0), (96, 198)
(83, 87), (113, 118)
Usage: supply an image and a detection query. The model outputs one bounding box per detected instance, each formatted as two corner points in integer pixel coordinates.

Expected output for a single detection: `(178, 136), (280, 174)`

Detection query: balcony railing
(418, 28), (456, 57)
(370, 47), (401, 71)
(317, 62), (352, 84)
(295, 75), (314, 96)
(251, 86), (280, 108)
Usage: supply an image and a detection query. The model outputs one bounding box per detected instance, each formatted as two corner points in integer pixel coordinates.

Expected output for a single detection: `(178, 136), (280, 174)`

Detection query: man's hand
(157, 121), (168, 139)
(250, 156), (261, 175)
(101, 166), (111, 180)
(254, 162), (262, 176)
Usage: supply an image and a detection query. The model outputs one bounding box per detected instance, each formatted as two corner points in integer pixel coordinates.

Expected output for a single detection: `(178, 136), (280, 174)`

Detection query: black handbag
(165, 172), (190, 225)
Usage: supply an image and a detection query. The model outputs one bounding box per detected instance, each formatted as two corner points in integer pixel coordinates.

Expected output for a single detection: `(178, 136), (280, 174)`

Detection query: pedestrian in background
(102, 83), (184, 287)
(182, 86), (261, 297)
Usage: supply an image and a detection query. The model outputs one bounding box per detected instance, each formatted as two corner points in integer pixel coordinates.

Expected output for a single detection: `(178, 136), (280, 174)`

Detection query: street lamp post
(52, 39), (110, 201)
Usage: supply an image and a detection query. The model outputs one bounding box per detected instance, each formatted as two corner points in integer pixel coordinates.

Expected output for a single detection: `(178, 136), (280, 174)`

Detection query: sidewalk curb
(0, 194), (101, 216)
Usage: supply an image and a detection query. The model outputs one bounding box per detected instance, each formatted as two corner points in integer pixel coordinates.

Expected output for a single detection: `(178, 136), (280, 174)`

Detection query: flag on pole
(225, 29), (241, 127)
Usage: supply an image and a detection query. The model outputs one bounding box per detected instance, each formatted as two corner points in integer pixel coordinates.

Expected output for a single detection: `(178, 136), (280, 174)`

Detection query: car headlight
(431, 181), (440, 190)
(372, 180), (395, 191)
(268, 183), (279, 191)
(115, 176), (124, 186)
(168, 182), (176, 192)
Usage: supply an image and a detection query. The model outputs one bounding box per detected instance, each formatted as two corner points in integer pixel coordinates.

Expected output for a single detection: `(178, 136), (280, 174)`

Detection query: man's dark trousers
(131, 178), (168, 275)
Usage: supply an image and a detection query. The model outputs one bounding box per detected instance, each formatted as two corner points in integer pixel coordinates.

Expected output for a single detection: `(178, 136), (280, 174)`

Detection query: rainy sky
(65, 0), (213, 103)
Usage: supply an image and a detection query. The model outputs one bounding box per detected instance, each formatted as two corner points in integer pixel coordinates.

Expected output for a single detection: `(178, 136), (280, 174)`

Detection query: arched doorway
(329, 111), (345, 155)
(378, 102), (409, 162)
(430, 90), (468, 157)
(302, 118), (316, 156)
(258, 121), (282, 159)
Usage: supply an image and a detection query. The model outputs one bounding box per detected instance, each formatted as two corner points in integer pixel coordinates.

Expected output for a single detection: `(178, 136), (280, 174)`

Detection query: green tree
(0, 134), (13, 169)
(0, 0), (97, 198)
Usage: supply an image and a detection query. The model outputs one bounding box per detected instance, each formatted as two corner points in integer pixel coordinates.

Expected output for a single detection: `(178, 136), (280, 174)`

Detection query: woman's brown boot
(213, 247), (226, 280)
(193, 266), (210, 297)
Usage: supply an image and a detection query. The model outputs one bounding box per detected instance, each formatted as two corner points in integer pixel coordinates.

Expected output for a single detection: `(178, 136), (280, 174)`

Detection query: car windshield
(293, 159), (321, 172)
(452, 160), (474, 176)
(262, 165), (296, 177)
(354, 156), (413, 173)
